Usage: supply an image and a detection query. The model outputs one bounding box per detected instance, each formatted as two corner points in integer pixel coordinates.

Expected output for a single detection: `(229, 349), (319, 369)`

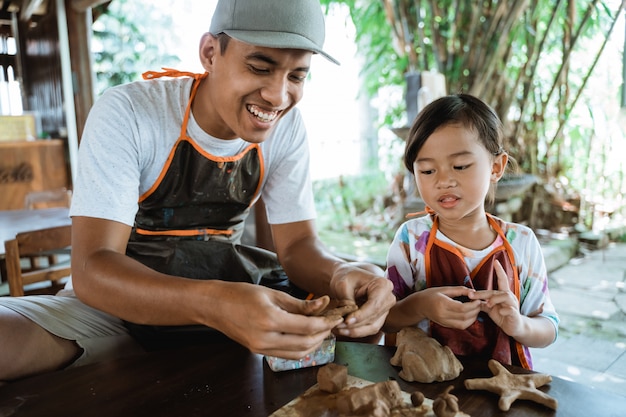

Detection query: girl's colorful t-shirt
(385, 215), (559, 338)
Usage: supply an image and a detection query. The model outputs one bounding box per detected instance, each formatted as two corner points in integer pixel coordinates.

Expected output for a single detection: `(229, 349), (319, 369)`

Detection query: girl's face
(412, 123), (507, 222)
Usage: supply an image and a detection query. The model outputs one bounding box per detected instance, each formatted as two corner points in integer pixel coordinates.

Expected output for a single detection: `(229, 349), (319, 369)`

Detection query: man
(0, 0), (395, 381)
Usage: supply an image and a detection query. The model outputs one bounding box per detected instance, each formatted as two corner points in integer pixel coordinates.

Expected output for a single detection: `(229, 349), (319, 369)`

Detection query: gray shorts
(0, 291), (143, 367)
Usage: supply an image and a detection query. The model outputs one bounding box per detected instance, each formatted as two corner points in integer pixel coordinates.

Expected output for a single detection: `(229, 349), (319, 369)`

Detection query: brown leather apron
(123, 70), (304, 347)
(426, 214), (529, 368)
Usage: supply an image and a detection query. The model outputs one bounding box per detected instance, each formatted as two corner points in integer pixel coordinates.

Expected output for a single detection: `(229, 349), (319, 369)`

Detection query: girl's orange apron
(425, 214), (530, 368)
(123, 70), (302, 346)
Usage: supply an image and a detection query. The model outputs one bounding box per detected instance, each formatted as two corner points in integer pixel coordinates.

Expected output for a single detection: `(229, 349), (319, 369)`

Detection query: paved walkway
(530, 242), (626, 398)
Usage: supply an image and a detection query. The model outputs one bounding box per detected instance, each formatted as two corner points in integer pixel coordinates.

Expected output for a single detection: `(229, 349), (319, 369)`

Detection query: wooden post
(64, 0), (95, 142)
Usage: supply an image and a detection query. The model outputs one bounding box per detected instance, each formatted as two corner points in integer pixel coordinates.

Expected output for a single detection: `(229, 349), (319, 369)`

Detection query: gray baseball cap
(209, 0), (339, 65)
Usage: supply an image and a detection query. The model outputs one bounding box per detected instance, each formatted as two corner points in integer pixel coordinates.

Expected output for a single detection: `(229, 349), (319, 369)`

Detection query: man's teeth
(248, 105), (277, 122)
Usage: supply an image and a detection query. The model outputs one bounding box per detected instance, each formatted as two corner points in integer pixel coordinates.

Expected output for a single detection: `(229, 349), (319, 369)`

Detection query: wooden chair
(3, 225), (71, 296)
(23, 188), (72, 269)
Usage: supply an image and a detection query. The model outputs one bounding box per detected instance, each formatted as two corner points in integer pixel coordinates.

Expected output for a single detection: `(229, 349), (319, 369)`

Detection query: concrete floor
(531, 241), (626, 398)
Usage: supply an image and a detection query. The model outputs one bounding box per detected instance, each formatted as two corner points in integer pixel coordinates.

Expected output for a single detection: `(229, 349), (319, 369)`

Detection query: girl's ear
(199, 33), (217, 72)
(491, 153), (508, 183)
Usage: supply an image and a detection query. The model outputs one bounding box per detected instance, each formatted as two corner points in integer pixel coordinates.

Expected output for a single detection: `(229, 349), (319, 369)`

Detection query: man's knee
(0, 306), (81, 381)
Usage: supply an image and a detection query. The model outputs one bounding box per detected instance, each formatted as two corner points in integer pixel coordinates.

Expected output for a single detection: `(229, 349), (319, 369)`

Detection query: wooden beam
(622, 9), (626, 108)
(19, 0), (46, 21)
(70, 0), (109, 13)
(57, 0), (80, 184)
(65, 0), (94, 142)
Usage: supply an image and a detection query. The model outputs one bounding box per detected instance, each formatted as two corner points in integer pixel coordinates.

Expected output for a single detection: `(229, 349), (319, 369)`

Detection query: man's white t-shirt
(70, 76), (316, 227)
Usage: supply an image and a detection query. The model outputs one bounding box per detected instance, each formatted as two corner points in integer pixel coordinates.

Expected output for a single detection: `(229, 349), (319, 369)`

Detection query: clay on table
(432, 386), (459, 417)
(390, 327), (463, 383)
(320, 300), (359, 319)
(317, 363), (348, 393)
(336, 380), (404, 416)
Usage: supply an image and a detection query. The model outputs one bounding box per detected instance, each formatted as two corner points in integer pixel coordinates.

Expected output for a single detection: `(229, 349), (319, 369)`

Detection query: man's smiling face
(195, 35), (312, 143)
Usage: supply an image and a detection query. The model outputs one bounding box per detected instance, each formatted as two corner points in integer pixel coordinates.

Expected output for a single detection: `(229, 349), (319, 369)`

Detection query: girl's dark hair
(403, 93), (505, 172)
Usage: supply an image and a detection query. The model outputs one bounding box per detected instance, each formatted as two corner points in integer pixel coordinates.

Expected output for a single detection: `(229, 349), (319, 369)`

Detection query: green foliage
(322, 0), (626, 230)
(92, 0), (181, 95)
(313, 172), (396, 243)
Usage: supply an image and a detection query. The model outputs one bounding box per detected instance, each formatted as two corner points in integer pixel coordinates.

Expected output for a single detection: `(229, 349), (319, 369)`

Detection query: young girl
(384, 94), (558, 369)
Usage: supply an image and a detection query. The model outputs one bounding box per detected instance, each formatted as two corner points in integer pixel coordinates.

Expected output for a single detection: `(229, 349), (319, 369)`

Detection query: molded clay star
(464, 359), (558, 411)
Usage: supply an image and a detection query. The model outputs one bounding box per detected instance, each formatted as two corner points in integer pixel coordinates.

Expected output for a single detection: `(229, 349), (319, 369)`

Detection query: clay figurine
(464, 359), (558, 411)
(390, 327), (463, 383)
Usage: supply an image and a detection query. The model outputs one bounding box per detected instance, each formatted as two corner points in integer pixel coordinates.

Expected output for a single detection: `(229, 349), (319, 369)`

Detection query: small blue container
(265, 334), (336, 372)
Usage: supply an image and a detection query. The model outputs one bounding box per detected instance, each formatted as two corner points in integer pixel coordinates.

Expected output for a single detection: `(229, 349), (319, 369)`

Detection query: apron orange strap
(141, 67), (208, 143)
(405, 205), (436, 219)
(142, 68), (205, 81)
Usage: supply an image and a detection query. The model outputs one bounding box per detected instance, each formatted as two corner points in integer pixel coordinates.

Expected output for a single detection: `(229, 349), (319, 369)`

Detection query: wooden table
(1, 339), (624, 416)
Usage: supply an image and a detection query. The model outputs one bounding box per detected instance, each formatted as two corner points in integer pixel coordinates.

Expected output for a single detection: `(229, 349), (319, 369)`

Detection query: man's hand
(328, 262), (396, 338)
(209, 283), (343, 359)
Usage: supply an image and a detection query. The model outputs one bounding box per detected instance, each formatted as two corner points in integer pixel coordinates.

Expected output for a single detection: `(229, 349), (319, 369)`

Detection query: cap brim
(224, 30), (340, 65)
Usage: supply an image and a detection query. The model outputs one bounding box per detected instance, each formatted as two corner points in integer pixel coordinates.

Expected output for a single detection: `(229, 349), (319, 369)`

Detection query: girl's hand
(421, 286), (482, 329)
(383, 285), (480, 333)
(469, 260), (524, 338)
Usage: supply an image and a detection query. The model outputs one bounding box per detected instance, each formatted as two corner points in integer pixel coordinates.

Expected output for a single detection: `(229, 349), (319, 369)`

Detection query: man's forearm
(278, 237), (343, 298)
(72, 250), (225, 327)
